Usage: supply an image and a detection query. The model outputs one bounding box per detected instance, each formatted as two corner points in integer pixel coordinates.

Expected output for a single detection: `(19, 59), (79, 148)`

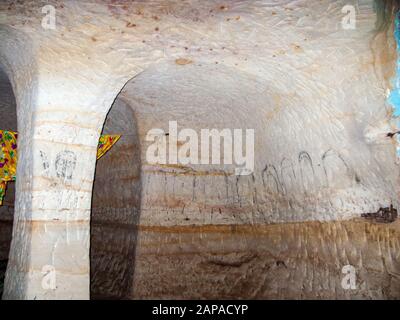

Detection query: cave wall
(121, 59), (398, 227)
(0, 0), (399, 299)
(132, 221), (400, 299)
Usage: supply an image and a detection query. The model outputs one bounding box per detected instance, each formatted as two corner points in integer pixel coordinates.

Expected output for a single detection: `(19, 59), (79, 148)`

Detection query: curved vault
(114, 62), (399, 226)
(0, 0), (400, 300)
(89, 61), (400, 299)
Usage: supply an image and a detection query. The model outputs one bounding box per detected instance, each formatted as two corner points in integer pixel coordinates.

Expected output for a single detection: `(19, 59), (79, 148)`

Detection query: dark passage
(90, 98), (142, 299)
(0, 66), (17, 298)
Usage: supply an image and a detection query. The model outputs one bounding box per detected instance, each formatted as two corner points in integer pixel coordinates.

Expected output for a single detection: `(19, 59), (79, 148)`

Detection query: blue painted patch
(388, 12), (400, 154)
(388, 90), (400, 117)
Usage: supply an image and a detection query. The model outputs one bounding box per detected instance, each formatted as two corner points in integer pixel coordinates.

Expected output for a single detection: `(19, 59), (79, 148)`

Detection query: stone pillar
(1, 53), (138, 298)
(3, 96), (102, 299)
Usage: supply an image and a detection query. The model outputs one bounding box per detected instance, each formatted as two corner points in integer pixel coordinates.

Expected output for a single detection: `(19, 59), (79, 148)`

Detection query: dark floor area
(0, 259), (8, 297)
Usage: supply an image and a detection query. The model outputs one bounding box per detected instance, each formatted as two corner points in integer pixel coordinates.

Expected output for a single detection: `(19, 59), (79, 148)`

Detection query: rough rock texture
(132, 221), (400, 299)
(120, 61), (398, 225)
(0, 0), (399, 299)
(91, 99), (141, 299)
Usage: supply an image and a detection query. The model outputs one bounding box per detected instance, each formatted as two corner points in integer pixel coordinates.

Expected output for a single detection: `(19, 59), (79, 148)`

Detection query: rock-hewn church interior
(0, 0), (400, 301)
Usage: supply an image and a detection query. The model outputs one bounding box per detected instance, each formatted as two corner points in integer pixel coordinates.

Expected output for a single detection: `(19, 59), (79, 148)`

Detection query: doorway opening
(90, 97), (142, 299)
(0, 65), (17, 298)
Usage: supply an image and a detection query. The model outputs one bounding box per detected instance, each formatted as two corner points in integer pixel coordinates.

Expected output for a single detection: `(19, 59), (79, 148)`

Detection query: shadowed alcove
(90, 98), (142, 299)
(0, 65), (17, 297)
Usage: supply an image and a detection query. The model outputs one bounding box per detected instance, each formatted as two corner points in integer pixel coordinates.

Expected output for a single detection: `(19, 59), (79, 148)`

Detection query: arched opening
(88, 62), (270, 299)
(0, 65), (17, 297)
(88, 56), (400, 299)
(90, 97), (142, 299)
